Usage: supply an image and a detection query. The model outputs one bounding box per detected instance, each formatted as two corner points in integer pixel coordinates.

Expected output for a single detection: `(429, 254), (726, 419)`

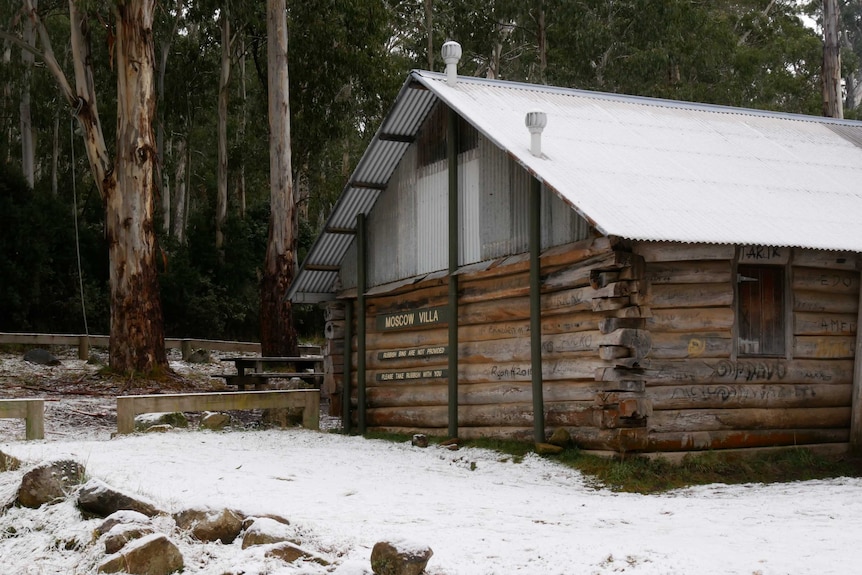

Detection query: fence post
(77, 335), (89, 360)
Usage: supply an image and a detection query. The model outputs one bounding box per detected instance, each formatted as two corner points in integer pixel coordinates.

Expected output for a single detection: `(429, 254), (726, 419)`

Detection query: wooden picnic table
(218, 356), (324, 390)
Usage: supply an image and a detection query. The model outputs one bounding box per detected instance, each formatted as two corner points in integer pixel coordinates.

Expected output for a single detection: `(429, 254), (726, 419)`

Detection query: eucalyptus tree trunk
(26, 0), (167, 373)
(823, 0), (844, 119)
(109, 0), (167, 372)
(260, 0), (298, 356)
(172, 135), (188, 243)
(216, 4), (231, 254)
(20, 0), (36, 188)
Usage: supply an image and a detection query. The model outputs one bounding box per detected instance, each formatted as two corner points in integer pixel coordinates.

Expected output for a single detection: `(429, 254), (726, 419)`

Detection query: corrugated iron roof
(288, 70), (862, 302)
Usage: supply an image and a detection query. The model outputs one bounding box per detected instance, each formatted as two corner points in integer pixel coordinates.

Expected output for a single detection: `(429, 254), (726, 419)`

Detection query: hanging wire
(70, 114), (89, 335)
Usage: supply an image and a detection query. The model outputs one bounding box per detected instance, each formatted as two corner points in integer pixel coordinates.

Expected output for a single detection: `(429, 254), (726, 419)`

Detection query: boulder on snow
(96, 509), (153, 537)
(17, 460), (85, 508)
(200, 411), (231, 430)
(23, 348), (60, 366)
(103, 523), (156, 554)
(134, 412), (188, 431)
(241, 516), (296, 549)
(0, 450), (22, 472)
(265, 541), (330, 566)
(77, 478), (163, 518)
(370, 540), (433, 575)
(173, 507), (244, 544)
(547, 428), (572, 448)
(98, 533), (183, 575)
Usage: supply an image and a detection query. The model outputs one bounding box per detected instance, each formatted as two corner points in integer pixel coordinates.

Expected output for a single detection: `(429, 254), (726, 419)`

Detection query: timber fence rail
(116, 390), (320, 434)
(0, 333), (322, 361)
(0, 398), (45, 440)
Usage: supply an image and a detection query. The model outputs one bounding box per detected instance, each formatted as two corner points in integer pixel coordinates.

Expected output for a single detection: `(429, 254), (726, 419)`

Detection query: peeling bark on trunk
(108, 1), (166, 372)
(261, 0), (298, 357)
(173, 136), (188, 243)
(217, 6), (231, 254)
(823, 0), (843, 119)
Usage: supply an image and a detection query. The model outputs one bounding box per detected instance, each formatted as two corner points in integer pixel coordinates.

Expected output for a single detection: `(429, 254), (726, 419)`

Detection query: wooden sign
(376, 369), (448, 382)
(376, 306), (448, 331)
(378, 346), (448, 360)
(738, 245), (789, 264)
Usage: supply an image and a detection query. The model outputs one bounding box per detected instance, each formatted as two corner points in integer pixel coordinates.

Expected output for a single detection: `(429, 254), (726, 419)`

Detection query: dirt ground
(0, 347), (338, 441)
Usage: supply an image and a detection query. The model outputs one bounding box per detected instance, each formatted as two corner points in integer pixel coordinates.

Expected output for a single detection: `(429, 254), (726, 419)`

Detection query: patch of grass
(360, 432), (862, 493)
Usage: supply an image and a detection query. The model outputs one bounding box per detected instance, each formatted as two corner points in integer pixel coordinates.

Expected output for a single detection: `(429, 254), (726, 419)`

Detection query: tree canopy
(0, 0), (852, 343)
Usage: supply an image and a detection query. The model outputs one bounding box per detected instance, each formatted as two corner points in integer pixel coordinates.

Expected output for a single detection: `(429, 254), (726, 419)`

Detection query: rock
(0, 450), (22, 472)
(547, 428), (572, 448)
(411, 434), (429, 448)
(241, 513), (290, 531)
(23, 348), (60, 366)
(77, 479), (163, 518)
(370, 540), (433, 575)
(200, 411), (231, 431)
(96, 510), (152, 537)
(17, 460), (85, 508)
(266, 541), (330, 566)
(440, 437), (460, 446)
(144, 424), (173, 433)
(261, 407), (304, 428)
(98, 533), (183, 575)
(186, 349), (211, 364)
(535, 442), (564, 455)
(134, 412), (188, 431)
(173, 507), (244, 544)
(241, 516), (296, 549)
(103, 523), (155, 554)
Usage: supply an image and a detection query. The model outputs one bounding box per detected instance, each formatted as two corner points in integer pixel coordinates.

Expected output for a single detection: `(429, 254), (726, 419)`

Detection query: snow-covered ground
(2, 350), (862, 574)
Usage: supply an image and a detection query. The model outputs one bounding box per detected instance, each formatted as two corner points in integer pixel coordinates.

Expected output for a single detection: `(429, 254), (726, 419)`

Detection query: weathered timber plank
(649, 382), (851, 410)
(794, 312), (857, 336)
(364, 328), (448, 351)
(647, 428), (849, 452)
(0, 399), (44, 440)
(365, 284), (448, 317)
(792, 249), (860, 271)
(542, 308), (644, 334)
(367, 400), (597, 428)
(794, 290), (859, 314)
(459, 320), (531, 342)
(648, 333), (732, 359)
(541, 286), (599, 314)
(543, 252), (625, 290)
(116, 390), (320, 434)
(366, 380), (634, 408)
(644, 261), (733, 284)
(599, 317), (646, 334)
(599, 346), (631, 360)
(649, 406), (850, 433)
(634, 242), (735, 263)
(638, 359), (854, 385)
(645, 283), (733, 309)
(458, 296), (531, 325)
(646, 308), (734, 332)
(792, 267), (859, 294)
(793, 336), (856, 359)
(458, 272), (529, 304)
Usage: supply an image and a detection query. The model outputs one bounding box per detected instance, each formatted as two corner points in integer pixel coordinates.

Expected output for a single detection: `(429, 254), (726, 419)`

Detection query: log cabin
(288, 42), (862, 456)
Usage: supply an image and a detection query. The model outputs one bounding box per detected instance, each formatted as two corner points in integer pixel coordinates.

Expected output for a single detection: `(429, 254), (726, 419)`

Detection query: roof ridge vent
(441, 41), (462, 86)
(525, 109), (548, 157)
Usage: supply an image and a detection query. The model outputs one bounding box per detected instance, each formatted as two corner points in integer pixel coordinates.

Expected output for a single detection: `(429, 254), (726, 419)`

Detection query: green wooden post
(530, 176), (545, 444)
(357, 213), (367, 434)
(448, 107), (460, 439)
(343, 300), (353, 433)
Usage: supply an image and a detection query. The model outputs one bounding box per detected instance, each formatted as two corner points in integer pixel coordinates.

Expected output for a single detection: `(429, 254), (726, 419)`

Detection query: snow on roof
(289, 71), (862, 302)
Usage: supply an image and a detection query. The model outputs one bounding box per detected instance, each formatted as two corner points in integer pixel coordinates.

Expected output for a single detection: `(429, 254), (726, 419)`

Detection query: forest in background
(0, 0), (859, 343)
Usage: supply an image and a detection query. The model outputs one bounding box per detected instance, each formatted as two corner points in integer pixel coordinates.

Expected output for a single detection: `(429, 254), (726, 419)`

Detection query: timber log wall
(333, 239), (859, 454)
(637, 243), (857, 452)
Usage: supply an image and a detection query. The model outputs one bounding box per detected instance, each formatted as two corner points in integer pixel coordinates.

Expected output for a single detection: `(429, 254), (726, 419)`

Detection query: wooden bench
(116, 389), (320, 435)
(216, 372), (325, 391)
(0, 398), (45, 440)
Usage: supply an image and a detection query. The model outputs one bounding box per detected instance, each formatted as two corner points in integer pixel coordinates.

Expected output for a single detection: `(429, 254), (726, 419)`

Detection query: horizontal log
(649, 406), (850, 433)
(363, 328), (448, 351)
(644, 261), (732, 284)
(599, 317), (646, 334)
(366, 380), (641, 408)
(794, 312), (857, 336)
(599, 346), (630, 360)
(792, 336), (856, 359)
(634, 242), (735, 263)
(459, 297), (531, 325)
(543, 252), (626, 290)
(591, 296), (631, 312)
(367, 400), (600, 429)
(325, 321), (345, 340)
(647, 428), (849, 452)
(365, 284), (448, 317)
(793, 290), (858, 314)
(639, 359), (854, 385)
(792, 267), (859, 294)
(792, 249), (859, 271)
(645, 283), (733, 309)
(323, 304), (346, 321)
(458, 271), (529, 304)
(650, 382), (851, 410)
(648, 333), (732, 359)
(370, 425), (534, 442)
(459, 320), (532, 342)
(646, 307), (734, 332)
